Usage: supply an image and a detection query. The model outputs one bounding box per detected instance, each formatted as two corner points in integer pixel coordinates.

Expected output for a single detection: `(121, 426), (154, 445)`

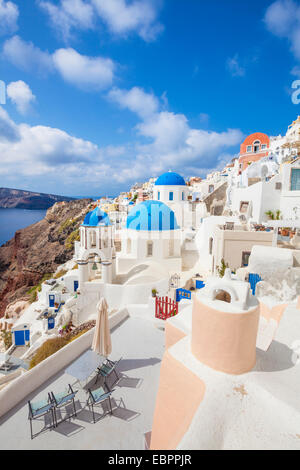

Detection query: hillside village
(1, 115), (300, 449)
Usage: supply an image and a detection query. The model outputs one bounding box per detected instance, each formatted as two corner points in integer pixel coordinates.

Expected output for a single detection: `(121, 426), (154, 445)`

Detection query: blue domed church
(117, 200), (182, 273)
(152, 170), (191, 228)
(75, 206), (116, 288)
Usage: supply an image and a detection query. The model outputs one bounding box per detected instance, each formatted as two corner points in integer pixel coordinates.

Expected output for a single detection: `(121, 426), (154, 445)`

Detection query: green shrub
(59, 218), (76, 233)
(29, 290), (38, 303)
(54, 269), (68, 279)
(27, 273), (53, 303)
(0, 330), (12, 350)
(29, 321), (95, 369)
(65, 229), (80, 251)
(217, 259), (229, 278)
(29, 337), (68, 369)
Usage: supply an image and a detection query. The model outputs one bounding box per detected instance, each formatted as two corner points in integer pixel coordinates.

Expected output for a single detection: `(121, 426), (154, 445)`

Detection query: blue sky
(0, 0), (300, 196)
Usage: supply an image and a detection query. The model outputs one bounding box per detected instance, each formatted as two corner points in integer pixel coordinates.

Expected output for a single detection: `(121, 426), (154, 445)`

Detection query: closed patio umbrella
(92, 297), (112, 357)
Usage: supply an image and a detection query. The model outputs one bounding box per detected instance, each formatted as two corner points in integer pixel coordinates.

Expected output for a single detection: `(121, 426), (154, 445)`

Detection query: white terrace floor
(0, 316), (165, 450)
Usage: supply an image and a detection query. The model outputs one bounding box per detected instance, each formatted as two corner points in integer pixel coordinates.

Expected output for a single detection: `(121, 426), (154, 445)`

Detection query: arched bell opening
(214, 289), (231, 303)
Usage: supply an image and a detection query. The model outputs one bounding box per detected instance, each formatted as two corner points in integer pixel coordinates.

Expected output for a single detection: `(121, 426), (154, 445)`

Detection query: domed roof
(155, 171), (186, 186)
(240, 133), (270, 154)
(242, 132), (269, 146)
(126, 200), (180, 231)
(82, 207), (111, 227)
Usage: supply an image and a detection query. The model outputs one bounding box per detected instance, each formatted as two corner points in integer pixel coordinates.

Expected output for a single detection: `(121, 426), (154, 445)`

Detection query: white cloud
(52, 48), (115, 89)
(91, 0), (163, 41)
(3, 36), (54, 75)
(108, 86), (159, 119)
(0, 0), (18, 35)
(264, 0), (300, 60)
(107, 86), (243, 180)
(39, 0), (95, 41)
(7, 81), (36, 115)
(264, 0), (297, 37)
(137, 111), (189, 153)
(0, 106), (126, 190)
(0, 94), (243, 193)
(226, 54), (245, 77)
(3, 38), (116, 90)
(0, 106), (20, 142)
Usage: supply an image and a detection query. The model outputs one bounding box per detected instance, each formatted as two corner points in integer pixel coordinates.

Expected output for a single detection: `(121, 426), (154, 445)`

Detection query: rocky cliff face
(0, 198), (93, 317)
(0, 187), (74, 209)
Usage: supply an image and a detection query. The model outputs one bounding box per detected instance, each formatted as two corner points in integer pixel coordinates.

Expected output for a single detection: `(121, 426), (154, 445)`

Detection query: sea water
(0, 208), (46, 246)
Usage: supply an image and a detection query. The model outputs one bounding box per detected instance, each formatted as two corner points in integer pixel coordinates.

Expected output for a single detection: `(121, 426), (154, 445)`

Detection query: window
(291, 169), (300, 191)
(242, 251), (251, 267)
(253, 140), (260, 153)
(169, 191), (174, 201)
(246, 145), (252, 153)
(157, 191), (160, 200)
(182, 192), (184, 201)
(261, 144), (267, 150)
(208, 185), (214, 193)
(147, 241), (153, 256)
(275, 182), (282, 190)
(209, 237), (213, 255)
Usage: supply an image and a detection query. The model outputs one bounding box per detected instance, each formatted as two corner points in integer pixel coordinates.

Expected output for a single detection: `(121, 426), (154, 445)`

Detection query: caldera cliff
(0, 198), (93, 317)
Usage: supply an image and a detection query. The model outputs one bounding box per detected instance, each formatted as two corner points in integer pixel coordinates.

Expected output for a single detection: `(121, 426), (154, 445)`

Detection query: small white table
(65, 349), (104, 387)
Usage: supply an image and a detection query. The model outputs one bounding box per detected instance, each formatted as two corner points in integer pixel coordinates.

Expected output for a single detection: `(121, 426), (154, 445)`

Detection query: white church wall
(153, 185), (189, 204)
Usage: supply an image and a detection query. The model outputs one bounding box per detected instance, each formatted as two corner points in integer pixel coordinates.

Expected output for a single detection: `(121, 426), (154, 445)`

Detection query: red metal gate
(155, 296), (178, 320)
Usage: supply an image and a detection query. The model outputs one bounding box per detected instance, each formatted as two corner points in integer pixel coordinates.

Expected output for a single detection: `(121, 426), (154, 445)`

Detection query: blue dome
(82, 207), (111, 227)
(126, 200), (180, 231)
(155, 171), (185, 186)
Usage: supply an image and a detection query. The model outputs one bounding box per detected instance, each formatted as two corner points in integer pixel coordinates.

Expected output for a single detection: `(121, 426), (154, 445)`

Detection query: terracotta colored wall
(150, 350), (206, 450)
(239, 152), (269, 170)
(191, 297), (260, 374)
(239, 132), (270, 171)
(165, 322), (187, 350)
(240, 132), (270, 154)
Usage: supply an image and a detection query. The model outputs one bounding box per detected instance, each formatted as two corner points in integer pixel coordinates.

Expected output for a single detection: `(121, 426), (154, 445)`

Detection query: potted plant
(265, 210), (275, 220)
(281, 227), (290, 237)
(152, 288), (158, 298)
